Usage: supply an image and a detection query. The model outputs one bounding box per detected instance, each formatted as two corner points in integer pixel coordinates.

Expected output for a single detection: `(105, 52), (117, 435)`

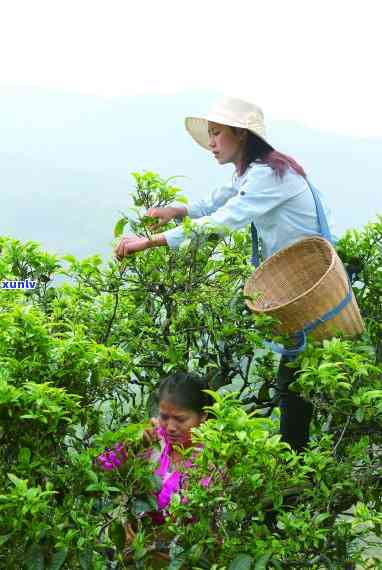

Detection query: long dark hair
(157, 371), (212, 415)
(232, 128), (307, 179)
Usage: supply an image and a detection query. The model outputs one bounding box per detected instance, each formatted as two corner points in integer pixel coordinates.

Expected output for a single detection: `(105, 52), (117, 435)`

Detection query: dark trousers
(276, 355), (313, 453)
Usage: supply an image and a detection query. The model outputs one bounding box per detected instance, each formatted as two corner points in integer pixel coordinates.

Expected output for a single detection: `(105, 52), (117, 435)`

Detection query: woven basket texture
(244, 236), (365, 341)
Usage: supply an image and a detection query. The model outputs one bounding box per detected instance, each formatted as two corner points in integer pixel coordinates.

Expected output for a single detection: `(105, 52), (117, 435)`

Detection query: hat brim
(185, 115), (272, 151)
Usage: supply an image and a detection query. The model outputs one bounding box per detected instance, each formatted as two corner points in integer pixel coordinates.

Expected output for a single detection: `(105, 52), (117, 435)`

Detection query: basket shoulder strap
(266, 273), (353, 357)
(306, 180), (335, 244)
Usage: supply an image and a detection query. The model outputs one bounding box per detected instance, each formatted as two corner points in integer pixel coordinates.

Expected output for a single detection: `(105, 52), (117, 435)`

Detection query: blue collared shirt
(163, 163), (336, 260)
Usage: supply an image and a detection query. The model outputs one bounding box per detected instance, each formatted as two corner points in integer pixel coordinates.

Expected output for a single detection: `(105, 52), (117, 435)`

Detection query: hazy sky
(0, 1), (381, 137)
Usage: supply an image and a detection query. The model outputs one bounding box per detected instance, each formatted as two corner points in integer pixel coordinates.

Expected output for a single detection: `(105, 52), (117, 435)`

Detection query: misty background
(1, 86), (381, 260)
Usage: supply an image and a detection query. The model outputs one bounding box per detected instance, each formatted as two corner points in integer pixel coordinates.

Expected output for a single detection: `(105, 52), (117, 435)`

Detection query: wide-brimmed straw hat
(185, 96), (271, 150)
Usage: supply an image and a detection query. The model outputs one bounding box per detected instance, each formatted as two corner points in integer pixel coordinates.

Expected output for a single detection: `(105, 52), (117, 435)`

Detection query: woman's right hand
(146, 206), (187, 227)
(143, 417), (160, 446)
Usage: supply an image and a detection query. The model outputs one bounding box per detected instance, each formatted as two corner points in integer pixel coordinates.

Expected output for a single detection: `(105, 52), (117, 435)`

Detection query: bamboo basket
(244, 236), (364, 341)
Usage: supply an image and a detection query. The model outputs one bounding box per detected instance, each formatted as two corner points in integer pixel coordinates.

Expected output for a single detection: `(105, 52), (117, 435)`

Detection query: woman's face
(207, 121), (246, 166)
(159, 399), (206, 447)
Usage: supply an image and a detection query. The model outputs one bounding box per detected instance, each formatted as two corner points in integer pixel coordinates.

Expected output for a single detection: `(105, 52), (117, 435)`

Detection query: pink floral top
(146, 426), (211, 524)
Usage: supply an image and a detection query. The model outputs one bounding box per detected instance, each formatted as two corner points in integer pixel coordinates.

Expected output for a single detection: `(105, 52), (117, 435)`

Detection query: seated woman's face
(159, 399), (206, 447)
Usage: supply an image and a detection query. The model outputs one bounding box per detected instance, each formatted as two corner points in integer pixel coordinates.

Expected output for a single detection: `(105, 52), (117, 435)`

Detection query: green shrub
(0, 172), (381, 568)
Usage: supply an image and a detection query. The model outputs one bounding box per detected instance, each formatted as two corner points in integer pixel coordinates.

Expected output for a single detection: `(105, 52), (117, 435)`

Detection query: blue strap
(265, 274), (353, 357)
(249, 177), (345, 356)
(264, 331), (307, 357)
(307, 181), (335, 244)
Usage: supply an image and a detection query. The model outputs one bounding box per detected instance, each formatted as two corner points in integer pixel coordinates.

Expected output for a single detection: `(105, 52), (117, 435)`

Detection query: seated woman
(96, 371), (213, 564)
(143, 371), (214, 523)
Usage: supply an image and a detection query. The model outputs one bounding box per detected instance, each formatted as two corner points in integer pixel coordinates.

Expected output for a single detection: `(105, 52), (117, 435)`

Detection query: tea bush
(0, 172), (381, 569)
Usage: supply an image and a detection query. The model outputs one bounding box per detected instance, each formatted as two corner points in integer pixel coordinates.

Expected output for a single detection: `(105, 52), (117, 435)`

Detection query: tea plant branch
(100, 291), (120, 345)
(333, 415), (352, 456)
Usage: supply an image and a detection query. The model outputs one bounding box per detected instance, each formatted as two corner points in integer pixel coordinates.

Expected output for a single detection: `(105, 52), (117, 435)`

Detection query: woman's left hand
(115, 235), (150, 260)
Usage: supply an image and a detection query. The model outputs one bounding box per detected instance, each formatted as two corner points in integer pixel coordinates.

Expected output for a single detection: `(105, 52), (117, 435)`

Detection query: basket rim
(244, 236), (349, 313)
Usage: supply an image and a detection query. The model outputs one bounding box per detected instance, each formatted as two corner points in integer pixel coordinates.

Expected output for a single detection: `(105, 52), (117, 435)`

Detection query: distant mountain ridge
(0, 87), (381, 258)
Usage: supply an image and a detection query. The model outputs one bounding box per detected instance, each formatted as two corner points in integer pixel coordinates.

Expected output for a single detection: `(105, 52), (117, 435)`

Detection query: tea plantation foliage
(0, 172), (381, 569)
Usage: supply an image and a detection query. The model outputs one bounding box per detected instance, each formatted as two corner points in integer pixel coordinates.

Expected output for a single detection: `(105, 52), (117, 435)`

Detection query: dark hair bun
(157, 371), (212, 414)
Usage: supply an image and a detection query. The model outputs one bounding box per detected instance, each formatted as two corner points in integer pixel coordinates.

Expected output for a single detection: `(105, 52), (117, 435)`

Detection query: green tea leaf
(109, 521), (125, 550)
(228, 553), (254, 570)
(25, 543), (45, 570)
(49, 549), (68, 570)
(18, 447), (31, 466)
(0, 534), (12, 546)
(114, 218), (128, 238)
(254, 552), (272, 569)
(78, 548), (93, 570)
